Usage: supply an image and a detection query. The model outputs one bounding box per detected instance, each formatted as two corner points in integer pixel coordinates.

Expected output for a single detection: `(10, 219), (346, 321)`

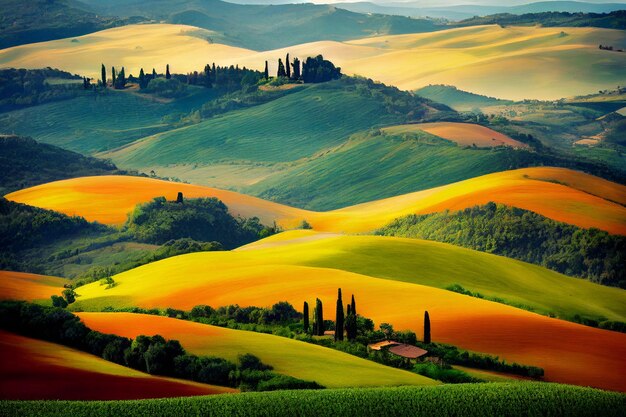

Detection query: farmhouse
(367, 340), (428, 360)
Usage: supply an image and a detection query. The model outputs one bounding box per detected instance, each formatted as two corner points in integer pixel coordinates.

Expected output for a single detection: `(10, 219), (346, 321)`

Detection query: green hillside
(5, 382), (625, 417)
(0, 88), (216, 154)
(103, 78), (449, 166)
(0, 135), (119, 194)
(415, 85), (513, 111)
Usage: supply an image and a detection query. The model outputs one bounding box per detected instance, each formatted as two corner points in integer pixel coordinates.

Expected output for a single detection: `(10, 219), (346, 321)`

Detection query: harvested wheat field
(382, 123), (529, 148)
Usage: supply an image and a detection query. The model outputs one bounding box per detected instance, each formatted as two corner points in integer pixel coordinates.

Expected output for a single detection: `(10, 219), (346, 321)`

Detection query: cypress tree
(111, 67), (116, 86)
(345, 304), (357, 341)
(303, 301), (309, 333)
(166, 64), (171, 80)
(314, 298), (324, 336)
(286, 53), (291, 78)
(424, 311), (431, 344)
(335, 288), (344, 341)
(277, 58), (286, 78)
(264, 60), (269, 80)
(292, 57), (301, 80)
(176, 192), (184, 203)
(152, 68), (157, 80)
(139, 68), (146, 89)
(101, 64), (106, 88)
(351, 294), (356, 316)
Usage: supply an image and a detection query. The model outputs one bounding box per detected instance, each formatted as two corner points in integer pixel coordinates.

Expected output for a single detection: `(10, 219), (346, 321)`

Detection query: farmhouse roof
(388, 344), (428, 359)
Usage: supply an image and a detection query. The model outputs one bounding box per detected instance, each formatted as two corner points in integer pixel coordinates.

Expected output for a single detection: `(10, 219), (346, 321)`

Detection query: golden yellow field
(77, 312), (437, 389)
(0, 271), (66, 302)
(383, 123), (528, 148)
(6, 167), (626, 234)
(2, 24), (625, 99)
(0, 330), (235, 400)
(70, 232), (626, 392)
(0, 24), (252, 81)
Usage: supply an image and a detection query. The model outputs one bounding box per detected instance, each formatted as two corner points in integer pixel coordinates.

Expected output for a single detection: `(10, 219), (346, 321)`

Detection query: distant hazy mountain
(75, 0), (441, 50)
(330, 1), (626, 20)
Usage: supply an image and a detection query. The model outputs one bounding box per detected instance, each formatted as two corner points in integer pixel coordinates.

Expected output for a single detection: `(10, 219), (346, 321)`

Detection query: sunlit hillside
(7, 167), (626, 234)
(3, 24), (625, 99)
(77, 313), (437, 389)
(0, 330), (234, 400)
(70, 234), (626, 391)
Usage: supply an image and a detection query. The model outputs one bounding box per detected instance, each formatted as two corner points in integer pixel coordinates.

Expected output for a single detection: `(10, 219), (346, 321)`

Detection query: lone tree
(277, 58), (286, 78)
(285, 53), (291, 78)
(101, 64), (106, 88)
(303, 301), (309, 333)
(176, 192), (184, 203)
(111, 66), (116, 86)
(166, 64), (171, 80)
(292, 57), (301, 80)
(62, 288), (76, 304)
(263, 60), (269, 80)
(335, 288), (344, 341)
(313, 298), (324, 336)
(424, 311), (431, 344)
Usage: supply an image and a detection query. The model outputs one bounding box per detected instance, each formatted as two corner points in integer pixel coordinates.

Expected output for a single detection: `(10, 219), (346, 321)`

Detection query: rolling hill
(0, 271), (67, 302)
(7, 167), (626, 234)
(77, 312), (437, 389)
(0, 330), (235, 400)
(4, 24), (625, 100)
(414, 85), (514, 111)
(0, 135), (120, 194)
(69, 235), (626, 391)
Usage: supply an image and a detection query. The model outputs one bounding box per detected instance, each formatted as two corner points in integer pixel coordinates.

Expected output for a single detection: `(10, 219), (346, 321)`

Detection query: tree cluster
(377, 202), (626, 288)
(266, 54), (339, 84)
(126, 196), (276, 249)
(0, 301), (322, 391)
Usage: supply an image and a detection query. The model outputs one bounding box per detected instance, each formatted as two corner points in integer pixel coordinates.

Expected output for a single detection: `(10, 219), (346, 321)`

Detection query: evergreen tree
(139, 68), (146, 89)
(303, 301), (309, 333)
(204, 64), (212, 88)
(424, 311), (431, 344)
(314, 298), (324, 336)
(277, 58), (286, 78)
(152, 68), (157, 80)
(114, 67), (126, 89)
(176, 192), (184, 204)
(166, 64), (171, 80)
(351, 294), (356, 316)
(101, 64), (106, 88)
(264, 60), (269, 80)
(82, 77), (90, 90)
(345, 304), (357, 341)
(335, 288), (344, 341)
(286, 53), (291, 78)
(111, 66), (116, 86)
(302, 55), (341, 83)
(292, 57), (301, 80)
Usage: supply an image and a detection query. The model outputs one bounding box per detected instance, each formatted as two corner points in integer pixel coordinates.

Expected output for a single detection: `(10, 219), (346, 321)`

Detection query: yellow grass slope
(71, 241), (626, 392)
(6, 167), (626, 234)
(0, 24), (253, 81)
(3, 24), (625, 99)
(4, 175), (310, 226)
(0, 271), (66, 302)
(383, 123), (529, 148)
(77, 312), (437, 389)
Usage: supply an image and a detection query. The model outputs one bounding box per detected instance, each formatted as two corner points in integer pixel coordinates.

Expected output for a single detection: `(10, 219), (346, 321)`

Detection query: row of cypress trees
(303, 289), (431, 344)
(100, 64), (169, 90)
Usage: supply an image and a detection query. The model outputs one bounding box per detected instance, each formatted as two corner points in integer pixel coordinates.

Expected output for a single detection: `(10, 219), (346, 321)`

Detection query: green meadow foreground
(2, 383), (624, 417)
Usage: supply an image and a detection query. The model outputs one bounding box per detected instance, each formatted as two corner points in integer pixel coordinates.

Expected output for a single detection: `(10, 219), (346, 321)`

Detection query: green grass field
(3, 383), (624, 417)
(0, 88), (216, 154)
(102, 82), (404, 167)
(247, 130), (540, 210)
